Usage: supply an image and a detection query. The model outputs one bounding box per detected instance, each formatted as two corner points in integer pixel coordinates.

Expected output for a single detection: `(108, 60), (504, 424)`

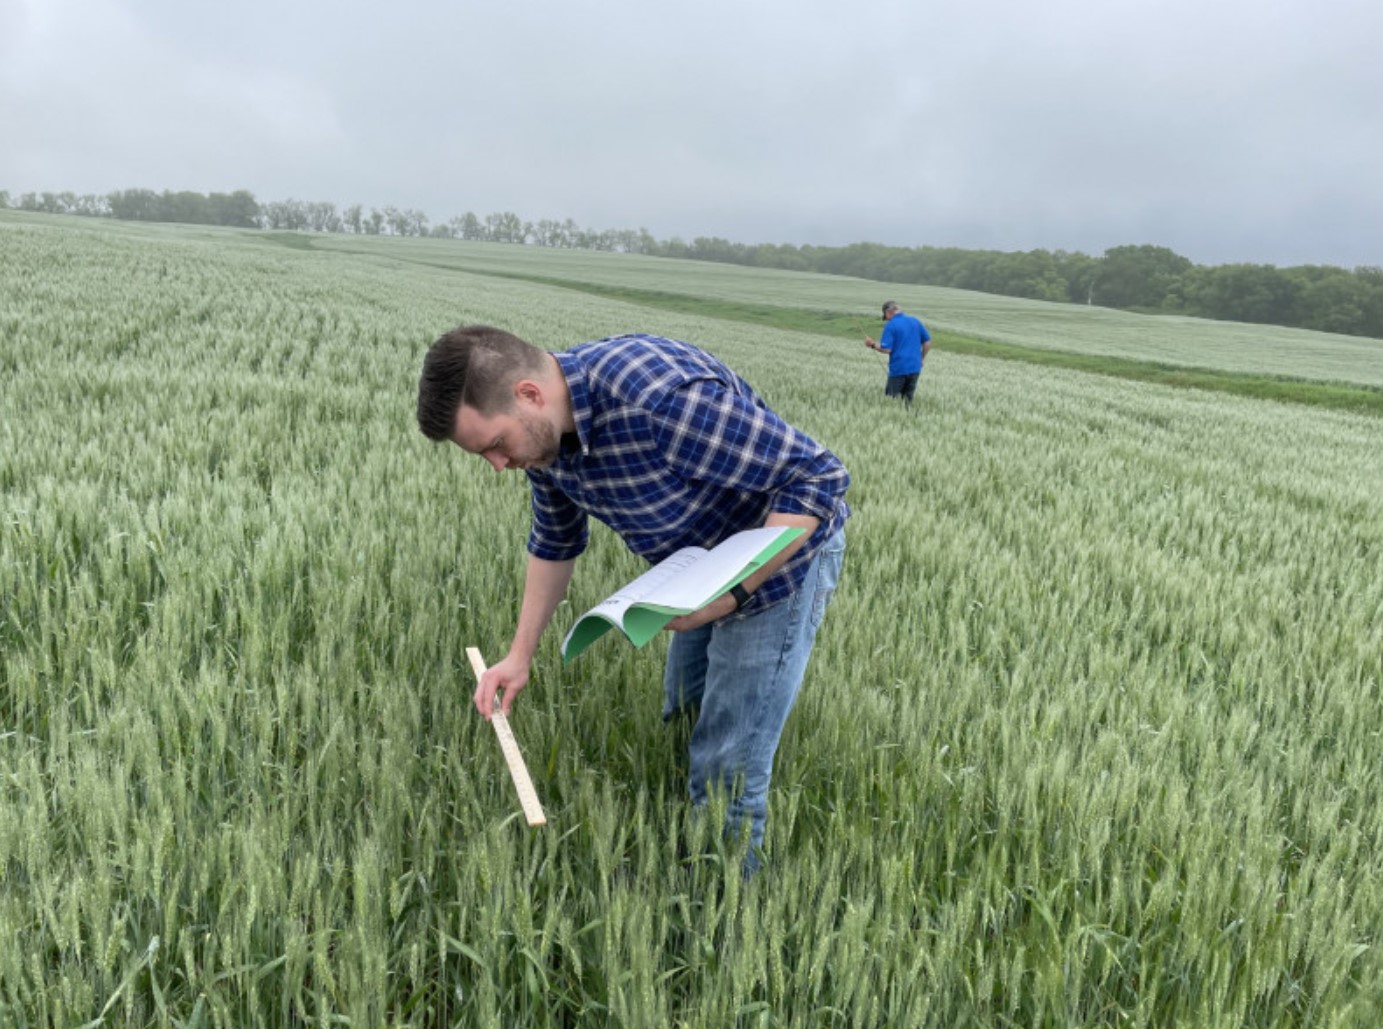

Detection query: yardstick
(465, 647), (547, 826)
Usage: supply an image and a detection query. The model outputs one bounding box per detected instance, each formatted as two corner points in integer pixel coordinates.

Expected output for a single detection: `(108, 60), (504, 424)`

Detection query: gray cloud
(3, 0), (1380, 267)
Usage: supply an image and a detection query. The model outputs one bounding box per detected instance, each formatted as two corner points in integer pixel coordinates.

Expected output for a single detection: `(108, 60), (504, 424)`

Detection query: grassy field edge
(462, 268), (1383, 417)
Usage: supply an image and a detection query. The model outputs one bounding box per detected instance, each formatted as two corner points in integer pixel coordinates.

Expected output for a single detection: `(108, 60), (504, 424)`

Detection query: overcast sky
(2, 0), (1380, 268)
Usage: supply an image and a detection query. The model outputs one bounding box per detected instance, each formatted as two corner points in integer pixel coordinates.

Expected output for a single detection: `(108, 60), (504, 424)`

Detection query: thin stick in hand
(466, 647), (547, 827)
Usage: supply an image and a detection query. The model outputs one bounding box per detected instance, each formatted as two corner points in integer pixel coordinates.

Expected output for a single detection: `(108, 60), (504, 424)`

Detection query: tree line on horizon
(5, 186), (1381, 341)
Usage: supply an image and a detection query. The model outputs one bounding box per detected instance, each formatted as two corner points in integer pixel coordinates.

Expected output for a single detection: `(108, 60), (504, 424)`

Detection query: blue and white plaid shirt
(525, 334), (850, 613)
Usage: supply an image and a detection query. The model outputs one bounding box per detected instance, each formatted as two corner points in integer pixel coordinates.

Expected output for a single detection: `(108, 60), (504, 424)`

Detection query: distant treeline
(5, 186), (1381, 340)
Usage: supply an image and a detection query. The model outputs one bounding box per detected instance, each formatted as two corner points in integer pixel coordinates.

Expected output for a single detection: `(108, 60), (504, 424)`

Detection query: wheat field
(2, 213), (1381, 1026)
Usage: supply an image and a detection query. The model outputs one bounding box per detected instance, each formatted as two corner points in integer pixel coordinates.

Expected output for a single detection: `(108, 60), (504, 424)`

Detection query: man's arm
(653, 379), (848, 530)
(865, 320), (897, 353)
(663, 511), (819, 632)
(474, 554), (576, 718)
(876, 320), (897, 353)
(652, 378), (848, 630)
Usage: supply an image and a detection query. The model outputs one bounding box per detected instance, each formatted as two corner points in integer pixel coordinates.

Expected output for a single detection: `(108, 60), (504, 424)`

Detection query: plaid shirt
(525, 334), (850, 613)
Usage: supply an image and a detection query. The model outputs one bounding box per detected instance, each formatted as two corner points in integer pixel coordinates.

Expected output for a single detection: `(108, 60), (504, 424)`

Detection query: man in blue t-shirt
(864, 300), (931, 405)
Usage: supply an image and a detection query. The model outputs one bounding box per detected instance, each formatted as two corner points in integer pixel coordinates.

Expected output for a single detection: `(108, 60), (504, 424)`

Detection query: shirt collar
(552, 350), (592, 458)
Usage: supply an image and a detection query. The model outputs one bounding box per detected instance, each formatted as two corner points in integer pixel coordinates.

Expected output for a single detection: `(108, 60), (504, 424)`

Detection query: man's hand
(863, 337), (876, 349)
(665, 592), (738, 633)
(472, 554), (574, 720)
(474, 652), (530, 719)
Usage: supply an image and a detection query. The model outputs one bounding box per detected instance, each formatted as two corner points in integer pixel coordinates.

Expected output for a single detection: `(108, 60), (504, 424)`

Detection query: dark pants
(885, 372), (920, 403)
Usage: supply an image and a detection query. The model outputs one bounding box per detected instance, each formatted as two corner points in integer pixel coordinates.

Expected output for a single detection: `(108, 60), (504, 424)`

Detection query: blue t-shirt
(879, 312), (930, 377)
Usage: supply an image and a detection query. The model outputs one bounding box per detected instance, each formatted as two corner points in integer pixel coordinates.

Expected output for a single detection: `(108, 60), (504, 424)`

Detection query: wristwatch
(729, 583), (751, 610)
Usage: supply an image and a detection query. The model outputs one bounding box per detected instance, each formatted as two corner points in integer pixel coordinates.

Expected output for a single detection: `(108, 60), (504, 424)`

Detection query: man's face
(451, 401), (560, 472)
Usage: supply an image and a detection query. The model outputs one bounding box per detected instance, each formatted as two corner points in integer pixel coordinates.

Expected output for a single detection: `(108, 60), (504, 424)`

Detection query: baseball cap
(882, 300), (899, 318)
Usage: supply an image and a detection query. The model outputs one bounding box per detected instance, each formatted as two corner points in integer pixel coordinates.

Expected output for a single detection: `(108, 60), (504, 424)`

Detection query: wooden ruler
(466, 647), (547, 826)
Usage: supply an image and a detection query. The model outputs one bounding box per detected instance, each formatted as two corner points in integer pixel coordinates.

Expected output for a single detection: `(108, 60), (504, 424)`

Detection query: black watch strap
(729, 582), (751, 610)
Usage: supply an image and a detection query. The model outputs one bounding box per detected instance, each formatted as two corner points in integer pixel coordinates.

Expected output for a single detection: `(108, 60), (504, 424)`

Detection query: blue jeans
(662, 528), (846, 868)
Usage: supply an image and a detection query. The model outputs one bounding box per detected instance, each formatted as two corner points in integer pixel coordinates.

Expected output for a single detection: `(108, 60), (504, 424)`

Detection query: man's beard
(518, 410), (561, 469)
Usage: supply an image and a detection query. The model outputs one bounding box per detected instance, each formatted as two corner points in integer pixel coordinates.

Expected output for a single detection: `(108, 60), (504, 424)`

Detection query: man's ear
(513, 378), (544, 408)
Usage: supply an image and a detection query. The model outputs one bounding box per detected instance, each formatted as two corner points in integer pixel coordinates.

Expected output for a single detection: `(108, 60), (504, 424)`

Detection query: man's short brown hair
(416, 325), (548, 441)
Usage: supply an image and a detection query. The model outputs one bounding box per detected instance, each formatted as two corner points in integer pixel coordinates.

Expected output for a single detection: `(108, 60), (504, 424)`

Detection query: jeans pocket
(809, 531), (846, 629)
